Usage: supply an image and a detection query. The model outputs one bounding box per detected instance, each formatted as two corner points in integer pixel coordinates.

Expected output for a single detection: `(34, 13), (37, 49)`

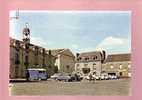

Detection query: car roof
(27, 68), (46, 71)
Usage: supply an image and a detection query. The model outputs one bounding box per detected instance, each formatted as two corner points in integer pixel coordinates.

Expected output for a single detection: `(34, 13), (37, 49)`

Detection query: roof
(27, 68), (46, 71)
(48, 49), (65, 56)
(48, 49), (75, 58)
(105, 53), (131, 62)
(78, 51), (102, 57)
(10, 38), (56, 58)
(77, 51), (103, 62)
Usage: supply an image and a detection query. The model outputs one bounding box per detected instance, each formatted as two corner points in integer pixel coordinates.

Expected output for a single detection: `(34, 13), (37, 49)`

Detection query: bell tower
(22, 23), (30, 80)
(23, 23), (30, 43)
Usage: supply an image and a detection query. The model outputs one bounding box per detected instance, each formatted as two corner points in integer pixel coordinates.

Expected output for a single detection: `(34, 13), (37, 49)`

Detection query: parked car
(85, 74), (96, 80)
(108, 75), (118, 80)
(100, 75), (105, 80)
(56, 73), (71, 82)
(50, 73), (62, 80)
(70, 74), (83, 81)
(85, 75), (90, 80)
(104, 75), (109, 80)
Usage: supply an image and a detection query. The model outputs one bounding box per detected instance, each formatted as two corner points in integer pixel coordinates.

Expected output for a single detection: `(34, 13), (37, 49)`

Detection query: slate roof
(48, 49), (65, 56)
(77, 51), (103, 62)
(105, 53), (131, 62)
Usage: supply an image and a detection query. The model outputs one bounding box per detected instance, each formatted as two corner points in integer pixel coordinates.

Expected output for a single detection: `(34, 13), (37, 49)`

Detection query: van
(27, 68), (48, 81)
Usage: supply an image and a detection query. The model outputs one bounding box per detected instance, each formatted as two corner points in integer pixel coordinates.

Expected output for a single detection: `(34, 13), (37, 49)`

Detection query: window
(128, 73), (131, 77)
(77, 64), (80, 67)
(93, 56), (97, 60)
(84, 63), (88, 67)
(128, 64), (131, 68)
(24, 56), (29, 65)
(82, 68), (90, 74)
(85, 57), (89, 61)
(119, 64), (122, 69)
(77, 58), (79, 61)
(66, 65), (70, 69)
(110, 65), (114, 69)
(39, 71), (43, 73)
(93, 67), (96, 70)
(93, 63), (96, 65)
(15, 53), (20, 64)
(79, 57), (82, 60)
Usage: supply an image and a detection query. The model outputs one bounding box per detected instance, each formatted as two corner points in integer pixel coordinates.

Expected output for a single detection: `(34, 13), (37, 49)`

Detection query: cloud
(78, 47), (96, 52)
(95, 36), (131, 53)
(9, 20), (18, 38)
(71, 44), (79, 49)
(30, 37), (53, 48)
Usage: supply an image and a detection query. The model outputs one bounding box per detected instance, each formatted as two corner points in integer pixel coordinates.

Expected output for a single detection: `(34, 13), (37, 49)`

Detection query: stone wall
(10, 41), (56, 79)
(102, 61), (131, 77)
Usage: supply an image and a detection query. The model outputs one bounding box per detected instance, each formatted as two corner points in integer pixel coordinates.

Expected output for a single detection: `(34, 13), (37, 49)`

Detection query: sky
(9, 11), (131, 54)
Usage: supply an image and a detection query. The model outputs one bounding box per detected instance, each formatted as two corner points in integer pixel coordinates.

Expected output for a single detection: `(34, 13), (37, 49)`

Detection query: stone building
(10, 38), (56, 79)
(75, 51), (131, 78)
(49, 49), (75, 74)
(75, 51), (106, 76)
(102, 53), (131, 78)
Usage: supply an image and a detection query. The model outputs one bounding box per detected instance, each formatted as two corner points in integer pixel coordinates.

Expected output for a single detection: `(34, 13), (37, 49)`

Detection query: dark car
(70, 74), (83, 81)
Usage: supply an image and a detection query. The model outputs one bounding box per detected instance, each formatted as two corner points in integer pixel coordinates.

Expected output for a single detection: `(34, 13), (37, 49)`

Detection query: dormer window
(85, 57), (89, 61)
(93, 57), (95, 60)
(79, 57), (82, 60)
(77, 58), (79, 61)
(93, 56), (97, 60)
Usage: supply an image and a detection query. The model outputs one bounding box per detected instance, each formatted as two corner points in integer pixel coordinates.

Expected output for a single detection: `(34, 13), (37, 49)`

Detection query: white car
(95, 76), (100, 80)
(100, 75), (105, 80)
(108, 75), (118, 80)
(104, 75), (109, 80)
(112, 75), (118, 79)
(50, 73), (62, 80)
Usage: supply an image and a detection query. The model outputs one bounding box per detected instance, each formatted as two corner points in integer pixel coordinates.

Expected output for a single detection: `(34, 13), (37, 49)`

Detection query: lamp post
(42, 48), (45, 67)
(22, 23), (30, 81)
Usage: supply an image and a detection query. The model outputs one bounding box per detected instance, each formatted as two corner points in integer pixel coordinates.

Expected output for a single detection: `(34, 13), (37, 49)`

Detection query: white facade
(75, 61), (102, 76)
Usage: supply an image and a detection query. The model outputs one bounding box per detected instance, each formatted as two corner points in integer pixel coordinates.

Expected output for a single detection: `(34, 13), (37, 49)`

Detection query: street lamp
(22, 23), (30, 81)
(42, 48), (45, 67)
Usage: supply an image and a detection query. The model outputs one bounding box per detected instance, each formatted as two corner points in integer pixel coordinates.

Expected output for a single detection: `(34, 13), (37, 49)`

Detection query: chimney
(101, 50), (106, 63)
(48, 50), (51, 55)
(76, 53), (80, 58)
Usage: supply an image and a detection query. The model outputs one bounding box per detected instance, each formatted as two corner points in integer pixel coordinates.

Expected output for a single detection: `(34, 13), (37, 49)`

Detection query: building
(49, 49), (75, 74)
(102, 53), (131, 78)
(75, 51), (131, 78)
(10, 38), (56, 79)
(75, 51), (106, 76)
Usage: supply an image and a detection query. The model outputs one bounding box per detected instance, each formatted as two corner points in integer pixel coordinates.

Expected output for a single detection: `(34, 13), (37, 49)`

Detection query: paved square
(10, 78), (131, 96)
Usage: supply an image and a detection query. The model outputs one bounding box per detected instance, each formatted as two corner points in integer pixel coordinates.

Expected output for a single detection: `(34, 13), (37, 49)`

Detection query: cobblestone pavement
(10, 78), (131, 96)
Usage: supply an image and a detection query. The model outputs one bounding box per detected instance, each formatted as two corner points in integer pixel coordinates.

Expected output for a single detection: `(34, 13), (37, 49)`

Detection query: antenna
(10, 9), (19, 20)
(15, 9), (19, 19)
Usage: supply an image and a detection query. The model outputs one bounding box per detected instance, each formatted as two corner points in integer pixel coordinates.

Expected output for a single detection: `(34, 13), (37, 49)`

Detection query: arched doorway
(82, 68), (90, 74)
